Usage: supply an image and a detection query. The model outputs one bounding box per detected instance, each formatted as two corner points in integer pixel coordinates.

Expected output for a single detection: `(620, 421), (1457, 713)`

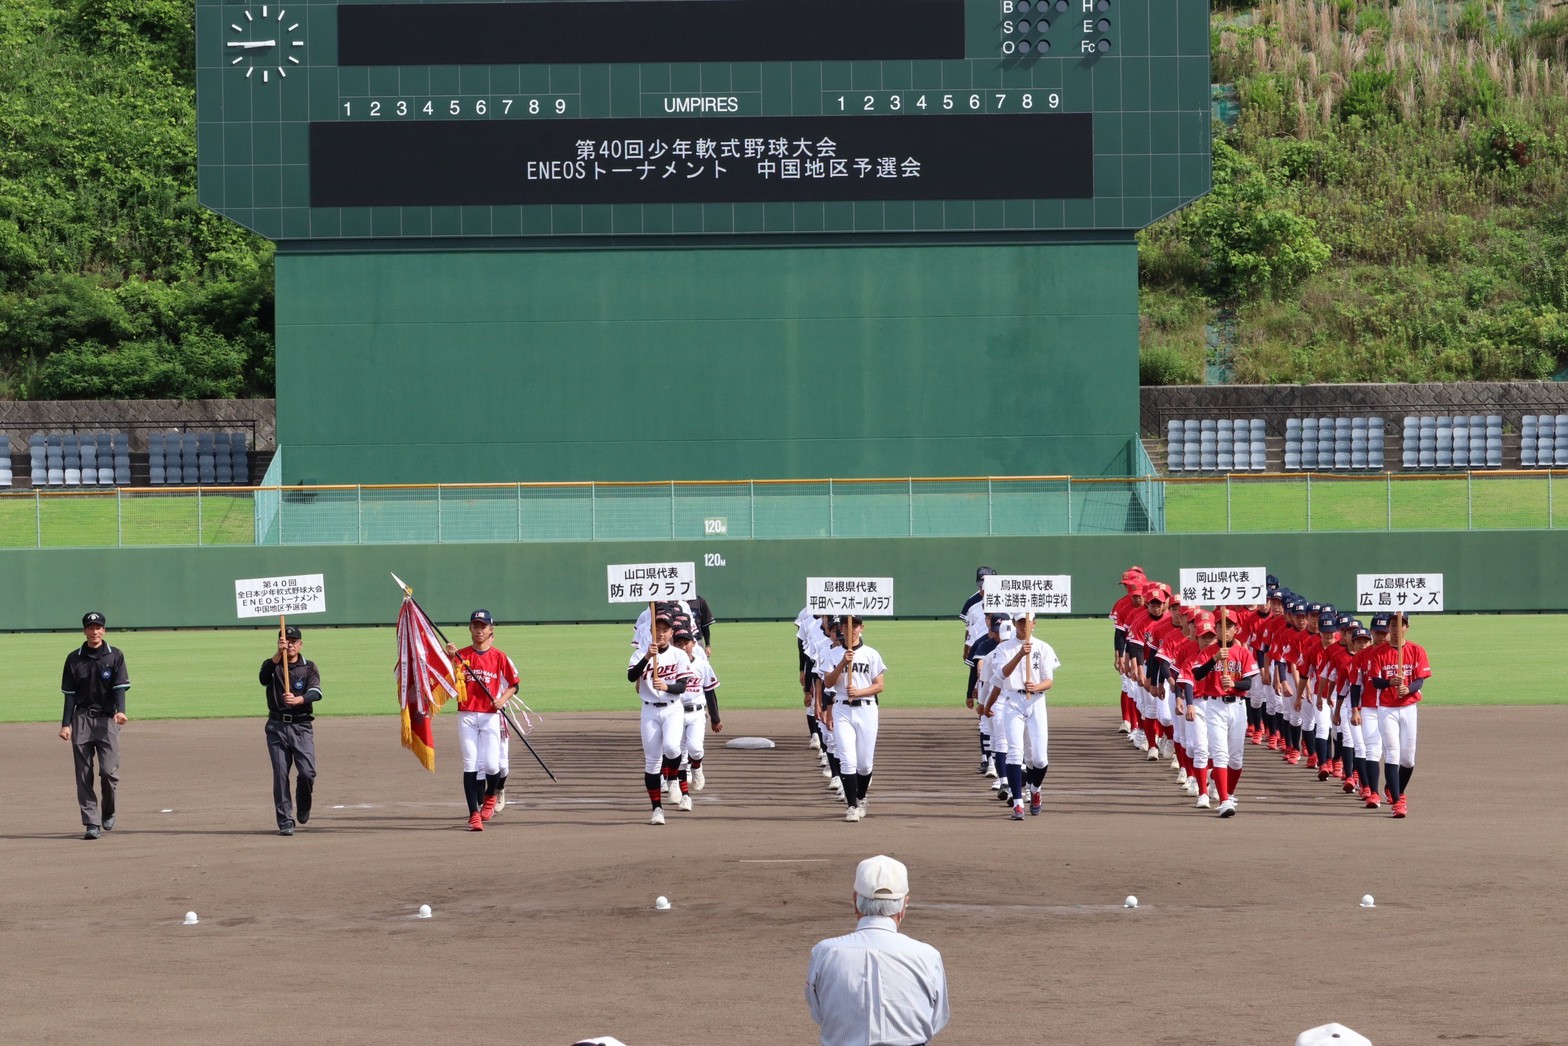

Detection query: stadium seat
(1522, 443), (1538, 468)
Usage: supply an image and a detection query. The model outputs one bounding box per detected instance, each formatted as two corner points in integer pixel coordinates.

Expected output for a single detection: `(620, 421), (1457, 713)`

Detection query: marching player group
(626, 598), (722, 825)
(1110, 565), (1431, 818)
(793, 608), (888, 821)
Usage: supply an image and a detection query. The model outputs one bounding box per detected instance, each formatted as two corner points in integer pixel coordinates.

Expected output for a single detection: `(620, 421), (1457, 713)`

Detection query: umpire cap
(284, 625), (302, 640)
(82, 611), (106, 627)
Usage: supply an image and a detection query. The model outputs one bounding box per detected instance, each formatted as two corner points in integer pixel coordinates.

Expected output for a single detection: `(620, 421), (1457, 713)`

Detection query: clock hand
(227, 40), (278, 48)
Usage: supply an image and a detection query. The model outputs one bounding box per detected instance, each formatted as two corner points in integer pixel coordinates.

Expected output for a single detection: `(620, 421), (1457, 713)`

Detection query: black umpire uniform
(60, 611), (130, 840)
(261, 625), (322, 836)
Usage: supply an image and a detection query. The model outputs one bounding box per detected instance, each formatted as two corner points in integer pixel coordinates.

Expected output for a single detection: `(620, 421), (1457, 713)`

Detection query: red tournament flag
(396, 596), (458, 771)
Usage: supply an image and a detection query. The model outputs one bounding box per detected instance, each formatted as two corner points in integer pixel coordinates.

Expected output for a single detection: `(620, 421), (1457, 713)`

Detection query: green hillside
(1, 0), (1565, 400)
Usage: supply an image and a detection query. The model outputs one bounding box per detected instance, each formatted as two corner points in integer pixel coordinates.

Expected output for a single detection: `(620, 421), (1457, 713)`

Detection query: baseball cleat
(827, 774), (841, 791)
(1217, 798), (1237, 817)
(1010, 803), (1026, 820)
(467, 812), (483, 831)
(1176, 768), (1188, 785)
(990, 778), (1002, 792)
(808, 734), (821, 751)
(984, 763), (999, 778)
(831, 781), (845, 799)
(1146, 746), (1162, 761)
(818, 750), (829, 767)
(844, 805), (862, 822)
(1208, 782), (1219, 802)
(1364, 793), (1380, 809)
(1029, 792), (1043, 816)
(1318, 767), (1332, 782)
(693, 767), (705, 791)
(1184, 779), (1199, 797)
(1119, 719), (1132, 734)
(479, 795), (498, 821)
(649, 808), (666, 826)
(1391, 796), (1408, 818)
(1306, 753), (1319, 770)
(1343, 778), (1358, 794)
(677, 794), (693, 812)
(494, 789), (507, 811)
(1195, 794), (1211, 809)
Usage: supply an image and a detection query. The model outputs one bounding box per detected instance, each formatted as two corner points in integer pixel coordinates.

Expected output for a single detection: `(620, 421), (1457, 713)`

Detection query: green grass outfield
(2, 615), (1555, 724)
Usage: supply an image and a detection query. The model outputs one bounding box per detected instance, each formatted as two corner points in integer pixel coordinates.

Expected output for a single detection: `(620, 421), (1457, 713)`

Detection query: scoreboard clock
(196, 0), (1210, 241)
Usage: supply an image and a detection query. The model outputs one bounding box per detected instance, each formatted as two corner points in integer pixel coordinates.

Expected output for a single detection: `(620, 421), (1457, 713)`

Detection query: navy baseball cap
(1370, 613), (1392, 631)
(672, 627), (693, 642)
(1318, 612), (1338, 630)
(82, 612), (105, 627)
(469, 609), (493, 624)
(1266, 573), (1280, 588)
(1306, 601), (1324, 615)
(1320, 603), (1337, 616)
(976, 566), (997, 582)
(1351, 625), (1371, 640)
(284, 625), (302, 640)
(1336, 614), (1355, 630)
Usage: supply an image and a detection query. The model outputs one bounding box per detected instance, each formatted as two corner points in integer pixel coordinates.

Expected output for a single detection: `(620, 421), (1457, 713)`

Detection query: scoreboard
(195, 0), (1211, 242)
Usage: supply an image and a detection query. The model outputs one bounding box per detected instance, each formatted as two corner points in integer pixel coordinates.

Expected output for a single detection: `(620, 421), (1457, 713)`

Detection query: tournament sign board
(806, 577), (895, 616)
(1356, 573), (1444, 614)
(982, 573), (1071, 614)
(235, 573), (328, 617)
(1178, 567), (1267, 608)
(606, 561), (696, 603)
(195, 0), (1211, 243)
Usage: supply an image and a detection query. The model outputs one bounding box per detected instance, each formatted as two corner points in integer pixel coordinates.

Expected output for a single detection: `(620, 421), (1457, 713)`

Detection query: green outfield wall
(2, 531), (1561, 631)
(274, 242), (1140, 485)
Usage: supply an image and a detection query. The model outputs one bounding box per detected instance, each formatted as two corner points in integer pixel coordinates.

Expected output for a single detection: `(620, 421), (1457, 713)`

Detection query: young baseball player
(965, 611), (1012, 783)
(674, 627), (721, 801)
(981, 611), (1057, 820)
(1110, 567), (1146, 734)
(821, 617), (887, 822)
(627, 610), (697, 825)
(1349, 614), (1391, 808)
(445, 610), (518, 832)
(1187, 610), (1258, 816)
(1361, 611), (1429, 818)
(809, 619), (848, 802)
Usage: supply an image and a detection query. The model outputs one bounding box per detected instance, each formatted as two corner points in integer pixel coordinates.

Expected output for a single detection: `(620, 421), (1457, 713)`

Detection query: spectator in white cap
(805, 855), (949, 1046)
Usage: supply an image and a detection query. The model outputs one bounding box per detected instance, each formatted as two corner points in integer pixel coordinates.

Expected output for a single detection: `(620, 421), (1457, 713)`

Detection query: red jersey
(453, 646), (519, 713)
(1111, 594), (1138, 631)
(1360, 642), (1431, 708)
(1194, 641), (1260, 698)
(1322, 643), (1356, 696)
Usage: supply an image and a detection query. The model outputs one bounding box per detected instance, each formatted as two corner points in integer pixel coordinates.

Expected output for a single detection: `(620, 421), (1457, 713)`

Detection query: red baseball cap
(1143, 582), (1170, 603)
(1194, 611), (1217, 635)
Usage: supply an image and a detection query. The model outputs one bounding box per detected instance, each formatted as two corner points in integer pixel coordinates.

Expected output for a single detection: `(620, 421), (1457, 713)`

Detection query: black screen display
(310, 113), (1094, 207)
(338, 0), (967, 65)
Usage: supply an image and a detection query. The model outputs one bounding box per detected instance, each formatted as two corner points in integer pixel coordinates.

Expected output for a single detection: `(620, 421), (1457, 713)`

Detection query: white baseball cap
(854, 855), (909, 901)
(1296, 1024), (1371, 1046)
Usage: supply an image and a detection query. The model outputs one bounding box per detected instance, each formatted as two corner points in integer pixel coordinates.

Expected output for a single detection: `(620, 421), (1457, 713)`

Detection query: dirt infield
(4, 705), (1564, 1045)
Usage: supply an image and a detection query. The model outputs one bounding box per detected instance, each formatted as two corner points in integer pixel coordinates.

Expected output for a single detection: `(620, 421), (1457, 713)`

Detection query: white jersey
(628, 643), (696, 704)
(962, 593), (988, 648)
(630, 601), (695, 650)
(823, 643), (888, 702)
(990, 636), (1060, 696)
(685, 645), (720, 697)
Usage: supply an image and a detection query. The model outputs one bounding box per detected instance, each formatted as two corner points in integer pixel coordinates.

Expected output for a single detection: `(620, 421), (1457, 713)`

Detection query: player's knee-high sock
(1229, 766), (1242, 791)
(992, 750), (1006, 777)
(1006, 763), (1025, 802)
(462, 771), (481, 814)
(486, 773), (506, 797)
(1399, 764), (1414, 793)
(645, 771), (663, 808)
(661, 755), (681, 787)
(841, 772), (860, 807)
(1362, 760), (1380, 796)
(1384, 762), (1402, 801)
(1193, 763), (1210, 794)
(856, 771), (871, 803)
(806, 713), (819, 741)
(1213, 766), (1230, 801)
(1027, 765), (1048, 790)
(827, 752), (842, 780)
(677, 764), (690, 795)
(979, 731), (990, 762)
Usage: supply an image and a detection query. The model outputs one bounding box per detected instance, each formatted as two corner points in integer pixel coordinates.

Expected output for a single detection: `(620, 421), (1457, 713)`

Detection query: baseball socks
(1005, 763), (1025, 807)
(645, 772), (664, 809)
(463, 771), (484, 830)
(841, 773), (861, 808)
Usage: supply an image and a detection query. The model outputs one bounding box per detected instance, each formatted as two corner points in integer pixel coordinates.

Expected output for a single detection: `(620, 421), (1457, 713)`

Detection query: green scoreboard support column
(197, 0), (1210, 485)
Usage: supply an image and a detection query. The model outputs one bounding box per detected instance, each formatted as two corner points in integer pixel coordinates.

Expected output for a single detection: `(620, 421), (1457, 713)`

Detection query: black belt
(269, 713), (312, 723)
(77, 708), (111, 718)
(645, 700), (674, 708)
(840, 698), (877, 706)
(682, 704), (706, 712)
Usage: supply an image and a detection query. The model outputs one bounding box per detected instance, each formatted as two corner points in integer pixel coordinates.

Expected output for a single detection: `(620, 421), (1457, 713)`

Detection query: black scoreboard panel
(195, 0), (1211, 242)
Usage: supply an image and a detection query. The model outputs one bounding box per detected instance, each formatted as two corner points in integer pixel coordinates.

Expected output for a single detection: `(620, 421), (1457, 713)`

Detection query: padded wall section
(2, 530), (1562, 630)
(275, 241), (1140, 483)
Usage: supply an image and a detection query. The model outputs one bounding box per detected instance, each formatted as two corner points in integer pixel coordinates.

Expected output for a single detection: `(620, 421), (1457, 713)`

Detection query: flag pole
(389, 573), (557, 782)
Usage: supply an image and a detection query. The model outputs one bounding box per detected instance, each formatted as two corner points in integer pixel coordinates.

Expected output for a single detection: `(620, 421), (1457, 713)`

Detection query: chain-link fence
(2, 471), (1560, 548)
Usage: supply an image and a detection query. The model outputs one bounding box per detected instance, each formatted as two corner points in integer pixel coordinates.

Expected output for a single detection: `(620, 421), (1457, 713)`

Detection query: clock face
(226, 4), (303, 84)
